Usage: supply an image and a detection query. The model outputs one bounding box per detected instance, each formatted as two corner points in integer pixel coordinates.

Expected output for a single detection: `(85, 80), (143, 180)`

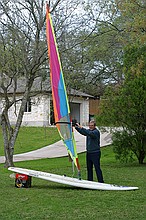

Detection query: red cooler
(15, 173), (32, 188)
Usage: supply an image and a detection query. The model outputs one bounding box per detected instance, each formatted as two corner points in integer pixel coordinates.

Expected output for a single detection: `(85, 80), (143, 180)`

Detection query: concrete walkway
(0, 129), (112, 164)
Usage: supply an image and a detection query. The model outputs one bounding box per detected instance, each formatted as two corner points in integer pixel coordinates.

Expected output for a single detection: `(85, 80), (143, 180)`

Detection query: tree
(65, 0), (125, 96)
(55, 0), (124, 96)
(114, 0), (146, 45)
(99, 43), (146, 164)
(0, 0), (49, 167)
(96, 0), (146, 164)
(77, 0), (146, 96)
(0, 0), (107, 167)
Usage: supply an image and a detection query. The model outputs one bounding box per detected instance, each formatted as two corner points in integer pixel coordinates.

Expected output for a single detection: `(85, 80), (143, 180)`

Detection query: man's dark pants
(86, 151), (104, 183)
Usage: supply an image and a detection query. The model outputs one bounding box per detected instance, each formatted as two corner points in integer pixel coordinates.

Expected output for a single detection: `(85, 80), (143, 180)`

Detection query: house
(0, 77), (94, 126)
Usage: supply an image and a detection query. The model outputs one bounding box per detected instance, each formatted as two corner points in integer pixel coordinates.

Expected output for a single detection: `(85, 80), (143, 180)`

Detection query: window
(25, 99), (31, 112)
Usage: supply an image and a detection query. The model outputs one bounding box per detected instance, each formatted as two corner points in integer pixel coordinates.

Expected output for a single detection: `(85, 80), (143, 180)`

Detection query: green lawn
(0, 146), (146, 220)
(0, 127), (146, 219)
(0, 126), (60, 156)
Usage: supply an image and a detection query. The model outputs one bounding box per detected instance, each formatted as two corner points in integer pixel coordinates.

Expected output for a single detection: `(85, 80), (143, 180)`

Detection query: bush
(113, 130), (138, 163)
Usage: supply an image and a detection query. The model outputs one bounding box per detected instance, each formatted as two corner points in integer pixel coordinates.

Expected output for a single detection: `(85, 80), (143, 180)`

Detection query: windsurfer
(75, 120), (104, 183)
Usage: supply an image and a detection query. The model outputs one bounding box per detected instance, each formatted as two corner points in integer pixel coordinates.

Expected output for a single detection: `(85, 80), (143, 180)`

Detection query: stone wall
(22, 94), (50, 126)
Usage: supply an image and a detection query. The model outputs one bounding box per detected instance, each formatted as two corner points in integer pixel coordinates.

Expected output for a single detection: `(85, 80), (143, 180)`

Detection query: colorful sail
(46, 3), (80, 174)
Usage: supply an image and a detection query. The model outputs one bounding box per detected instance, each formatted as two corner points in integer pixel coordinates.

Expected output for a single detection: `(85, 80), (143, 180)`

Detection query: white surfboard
(8, 167), (138, 191)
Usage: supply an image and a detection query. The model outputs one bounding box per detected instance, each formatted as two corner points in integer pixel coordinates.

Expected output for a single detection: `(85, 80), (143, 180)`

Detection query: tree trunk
(1, 113), (14, 167)
(1, 79), (34, 168)
(138, 150), (145, 164)
(4, 145), (14, 168)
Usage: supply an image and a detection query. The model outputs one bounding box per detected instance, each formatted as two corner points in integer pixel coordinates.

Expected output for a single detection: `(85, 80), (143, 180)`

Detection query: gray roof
(0, 76), (94, 98)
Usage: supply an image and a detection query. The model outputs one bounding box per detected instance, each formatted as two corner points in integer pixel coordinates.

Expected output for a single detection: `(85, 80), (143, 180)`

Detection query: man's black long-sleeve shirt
(75, 126), (100, 153)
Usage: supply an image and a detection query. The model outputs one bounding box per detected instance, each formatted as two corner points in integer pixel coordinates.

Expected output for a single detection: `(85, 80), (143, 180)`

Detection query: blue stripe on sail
(64, 139), (75, 157)
(58, 71), (69, 118)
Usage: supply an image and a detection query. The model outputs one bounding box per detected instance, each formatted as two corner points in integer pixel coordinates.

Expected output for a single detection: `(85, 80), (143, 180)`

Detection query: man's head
(89, 120), (96, 130)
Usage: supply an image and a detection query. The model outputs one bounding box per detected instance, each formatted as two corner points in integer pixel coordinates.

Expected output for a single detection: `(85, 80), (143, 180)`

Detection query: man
(75, 120), (104, 183)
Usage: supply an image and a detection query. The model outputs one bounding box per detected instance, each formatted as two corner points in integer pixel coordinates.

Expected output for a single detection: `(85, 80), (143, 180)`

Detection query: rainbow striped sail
(46, 3), (80, 174)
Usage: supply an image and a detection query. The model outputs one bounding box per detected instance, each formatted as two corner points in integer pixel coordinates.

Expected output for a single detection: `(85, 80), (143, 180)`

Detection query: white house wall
(80, 99), (89, 126)
(0, 94), (89, 126)
(22, 95), (50, 126)
(0, 94), (50, 126)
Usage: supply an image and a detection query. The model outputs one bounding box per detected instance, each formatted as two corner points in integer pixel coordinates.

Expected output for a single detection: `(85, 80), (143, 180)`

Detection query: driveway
(0, 129), (112, 164)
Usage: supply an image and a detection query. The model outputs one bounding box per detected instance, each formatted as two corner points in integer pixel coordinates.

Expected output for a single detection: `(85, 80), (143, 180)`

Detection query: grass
(0, 127), (146, 219)
(0, 126), (60, 156)
(0, 147), (146, 220)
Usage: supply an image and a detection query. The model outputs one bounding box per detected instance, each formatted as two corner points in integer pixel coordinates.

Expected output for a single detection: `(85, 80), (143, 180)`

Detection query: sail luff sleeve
(46, 5), (69, 122)
(46, 3), (80, 172)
